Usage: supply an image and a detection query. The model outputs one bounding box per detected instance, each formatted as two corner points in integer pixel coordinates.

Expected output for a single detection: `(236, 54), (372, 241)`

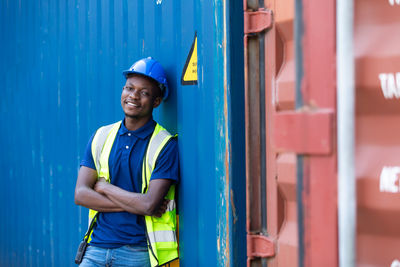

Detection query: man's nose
(129, 89), (140, 99)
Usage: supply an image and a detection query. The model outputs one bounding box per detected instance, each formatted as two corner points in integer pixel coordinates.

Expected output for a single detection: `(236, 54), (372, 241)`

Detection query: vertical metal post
(294, 0), (305, 267)
(337, 0), (356, 266)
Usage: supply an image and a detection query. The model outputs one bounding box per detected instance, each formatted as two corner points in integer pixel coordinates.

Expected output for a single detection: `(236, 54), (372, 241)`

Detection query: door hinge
(244, 9), (273, 34)
(247, 234), (275, 259)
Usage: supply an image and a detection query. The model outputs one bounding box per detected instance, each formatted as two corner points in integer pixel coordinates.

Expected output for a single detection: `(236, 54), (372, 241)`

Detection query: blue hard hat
(122, 57), (169, 100)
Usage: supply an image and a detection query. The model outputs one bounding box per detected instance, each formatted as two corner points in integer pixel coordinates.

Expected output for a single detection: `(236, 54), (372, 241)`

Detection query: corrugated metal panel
(0, 0), (245, 266)
(355, 1), (400, 266)
(300, 1), (337, 266)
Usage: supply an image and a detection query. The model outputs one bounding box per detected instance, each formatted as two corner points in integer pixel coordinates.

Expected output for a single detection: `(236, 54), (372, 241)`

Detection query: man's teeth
(127, 102), (138, 107)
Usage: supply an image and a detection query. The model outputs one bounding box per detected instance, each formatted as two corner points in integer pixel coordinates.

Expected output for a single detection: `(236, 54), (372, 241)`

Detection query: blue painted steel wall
(0, 0), (245, 266)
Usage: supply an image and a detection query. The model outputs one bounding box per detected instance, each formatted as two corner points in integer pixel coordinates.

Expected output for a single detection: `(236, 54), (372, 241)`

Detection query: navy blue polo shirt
(80, 118), (179, 248)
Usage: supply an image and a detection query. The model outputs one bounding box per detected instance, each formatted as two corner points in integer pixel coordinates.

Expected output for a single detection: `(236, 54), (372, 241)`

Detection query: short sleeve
(150, 137), (179, 183)
(80, 132), (96, 170)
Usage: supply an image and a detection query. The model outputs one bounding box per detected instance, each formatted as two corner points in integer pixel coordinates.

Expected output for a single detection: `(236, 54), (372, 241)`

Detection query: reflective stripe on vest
(87, 121), (121, 231)
(148, 230), (177, 244)
(88, 121), (178, 267)
(146, 129), (170, 171)
(165, 199), (176, 212)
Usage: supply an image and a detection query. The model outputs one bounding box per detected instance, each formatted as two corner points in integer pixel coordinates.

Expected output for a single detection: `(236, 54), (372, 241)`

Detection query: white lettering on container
(156, 0), (162, 4)
(380, 166), (400, 193)
(389, 0), (400, 5)
(378, 73), (400, 99)
(391, 259), (400, 267)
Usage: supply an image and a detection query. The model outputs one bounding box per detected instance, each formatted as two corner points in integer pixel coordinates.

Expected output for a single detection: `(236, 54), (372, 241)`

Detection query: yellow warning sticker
(181, 33), (198, 85)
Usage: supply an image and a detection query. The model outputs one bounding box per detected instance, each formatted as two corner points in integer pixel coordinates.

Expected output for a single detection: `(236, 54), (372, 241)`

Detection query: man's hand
(94, 177), (109, 194)
(153, 199), (170, 217)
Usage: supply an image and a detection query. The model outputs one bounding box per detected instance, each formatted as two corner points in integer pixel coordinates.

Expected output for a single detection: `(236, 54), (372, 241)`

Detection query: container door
(244, 0), (298, 266)
(354, 1), (400, 266)
(245, 0), (337, 266)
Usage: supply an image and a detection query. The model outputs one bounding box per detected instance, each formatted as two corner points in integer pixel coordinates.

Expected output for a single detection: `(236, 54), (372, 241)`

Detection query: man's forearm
(100, 184), (152, 215)
(75, 186), (124, 212)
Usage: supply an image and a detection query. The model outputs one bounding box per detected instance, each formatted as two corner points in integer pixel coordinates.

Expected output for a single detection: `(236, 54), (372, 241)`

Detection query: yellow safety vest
(86, 121), (179, 267)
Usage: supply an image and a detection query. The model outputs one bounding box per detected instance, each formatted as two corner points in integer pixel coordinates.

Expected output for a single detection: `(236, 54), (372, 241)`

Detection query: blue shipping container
(0, 0), (245, 266)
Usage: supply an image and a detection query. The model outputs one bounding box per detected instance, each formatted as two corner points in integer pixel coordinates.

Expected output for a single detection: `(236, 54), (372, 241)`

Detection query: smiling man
(74, 57), (179, 267)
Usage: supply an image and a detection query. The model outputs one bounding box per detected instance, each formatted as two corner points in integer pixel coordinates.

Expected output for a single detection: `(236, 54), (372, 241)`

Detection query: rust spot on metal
(230, 189), (237, 224)
(223, 42), (231, 267)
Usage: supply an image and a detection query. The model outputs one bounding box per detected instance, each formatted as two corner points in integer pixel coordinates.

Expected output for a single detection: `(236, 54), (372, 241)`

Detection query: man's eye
(141, 91), (149, 96)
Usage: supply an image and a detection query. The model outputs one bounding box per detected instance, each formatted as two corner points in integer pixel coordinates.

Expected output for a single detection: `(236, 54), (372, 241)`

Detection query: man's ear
(153, 96), (162, 108)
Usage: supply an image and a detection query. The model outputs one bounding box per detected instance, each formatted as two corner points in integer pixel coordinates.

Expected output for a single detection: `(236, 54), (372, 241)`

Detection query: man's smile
(125, 99), (140, 107)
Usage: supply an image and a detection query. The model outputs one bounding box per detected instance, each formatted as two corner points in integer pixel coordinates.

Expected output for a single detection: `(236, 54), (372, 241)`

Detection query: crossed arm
(74, 166), (171, 217)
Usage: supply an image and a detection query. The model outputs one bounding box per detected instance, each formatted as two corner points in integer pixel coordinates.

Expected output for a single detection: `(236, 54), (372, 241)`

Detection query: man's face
(121, 74), (162, 120)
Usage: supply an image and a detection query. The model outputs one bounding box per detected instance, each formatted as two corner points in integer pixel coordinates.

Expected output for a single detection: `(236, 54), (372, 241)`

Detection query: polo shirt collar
(119, 118), (156, 139)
